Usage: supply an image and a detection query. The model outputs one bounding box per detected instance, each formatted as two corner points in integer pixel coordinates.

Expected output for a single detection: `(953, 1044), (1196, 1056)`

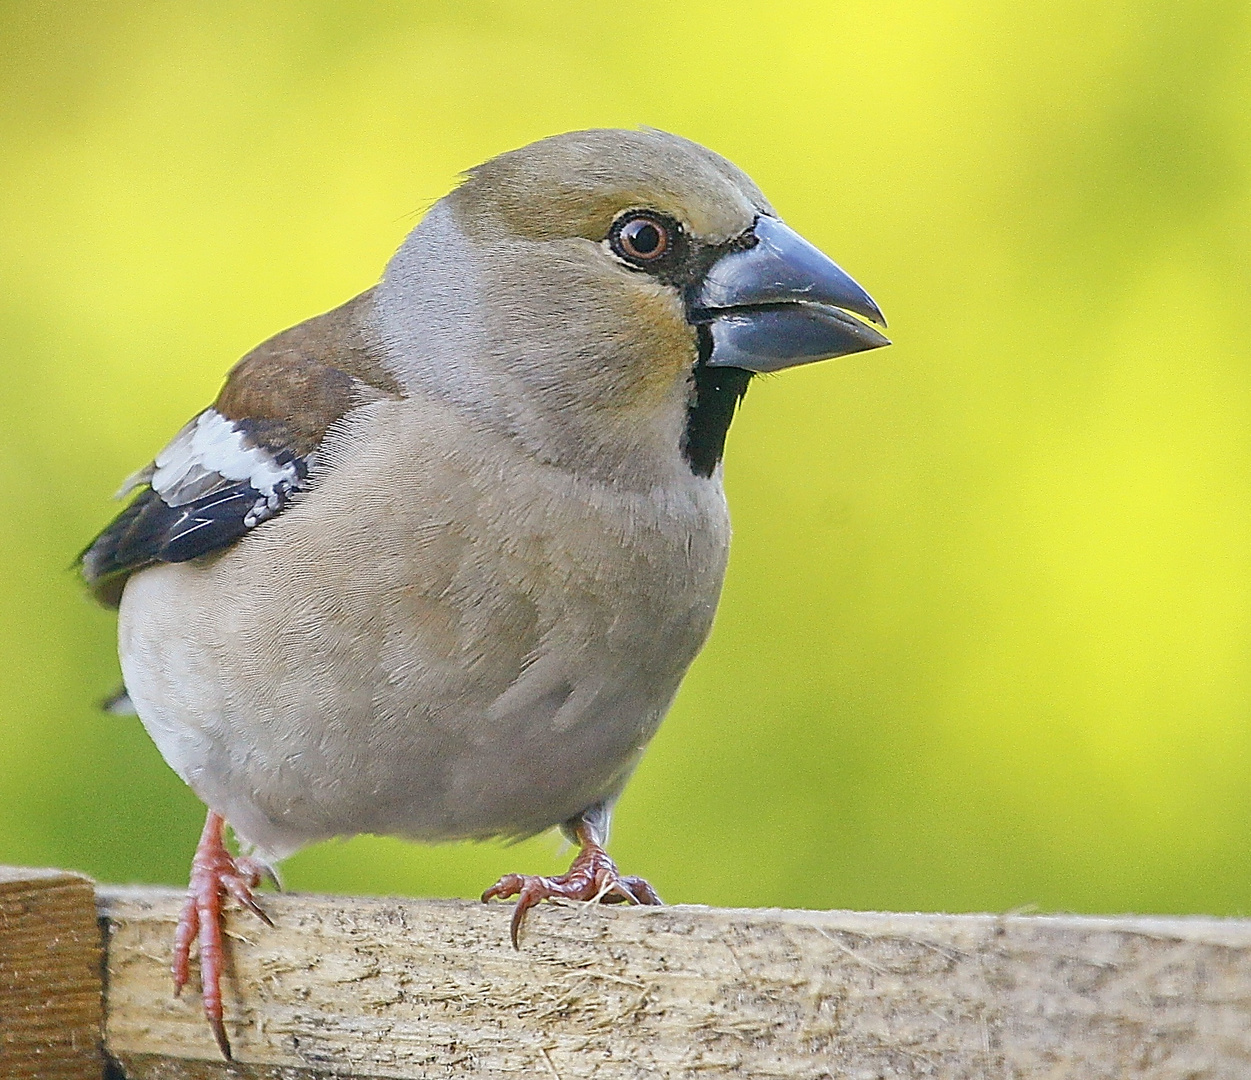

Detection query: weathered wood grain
(0, 867), (103, 1080)
(98, 884), (1251, 1079)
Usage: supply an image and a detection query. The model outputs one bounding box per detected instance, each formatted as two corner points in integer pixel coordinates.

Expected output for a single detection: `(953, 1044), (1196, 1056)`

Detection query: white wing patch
(152, 410), (301, 527)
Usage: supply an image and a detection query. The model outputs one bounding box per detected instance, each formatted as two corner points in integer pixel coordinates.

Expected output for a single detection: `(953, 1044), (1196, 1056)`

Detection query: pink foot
(172, 810), (275, 1061)
(482, 826), (661, 948)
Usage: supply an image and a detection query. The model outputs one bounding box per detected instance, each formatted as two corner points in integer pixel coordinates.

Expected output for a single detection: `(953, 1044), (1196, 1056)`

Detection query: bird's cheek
(612, 287), (698, 410)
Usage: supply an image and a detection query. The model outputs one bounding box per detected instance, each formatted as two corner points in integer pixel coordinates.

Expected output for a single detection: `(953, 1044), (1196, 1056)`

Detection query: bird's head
(375, 129), (888, 485)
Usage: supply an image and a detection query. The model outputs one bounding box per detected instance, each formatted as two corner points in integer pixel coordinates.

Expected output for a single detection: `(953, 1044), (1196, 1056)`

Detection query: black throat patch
(681, 325), (752, 479)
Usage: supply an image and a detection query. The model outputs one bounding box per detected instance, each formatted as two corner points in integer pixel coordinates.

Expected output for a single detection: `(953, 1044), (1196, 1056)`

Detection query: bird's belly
(118, 493), (726, 859)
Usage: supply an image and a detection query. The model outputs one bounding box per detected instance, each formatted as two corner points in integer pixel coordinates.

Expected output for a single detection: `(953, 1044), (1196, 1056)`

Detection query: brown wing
(80, 290), (400, 606)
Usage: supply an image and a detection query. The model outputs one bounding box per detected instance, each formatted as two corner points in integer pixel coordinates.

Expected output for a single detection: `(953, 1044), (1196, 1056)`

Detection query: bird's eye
(611, 213), (674, 264)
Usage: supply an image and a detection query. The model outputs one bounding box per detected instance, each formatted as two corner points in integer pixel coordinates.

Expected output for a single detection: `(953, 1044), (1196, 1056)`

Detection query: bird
(79, 128), (888, 1059)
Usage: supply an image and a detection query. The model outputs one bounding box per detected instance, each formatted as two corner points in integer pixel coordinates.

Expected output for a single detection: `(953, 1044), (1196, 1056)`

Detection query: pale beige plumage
(120, 364), (730, 855)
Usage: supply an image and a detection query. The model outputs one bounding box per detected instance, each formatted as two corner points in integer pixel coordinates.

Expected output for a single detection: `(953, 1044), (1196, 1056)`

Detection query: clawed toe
(601, 874), (663, 906)
(482, 840), (662, 948)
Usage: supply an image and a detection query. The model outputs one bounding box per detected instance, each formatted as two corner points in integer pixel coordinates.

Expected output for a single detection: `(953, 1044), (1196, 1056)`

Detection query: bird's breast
(119, 395), (731, 855)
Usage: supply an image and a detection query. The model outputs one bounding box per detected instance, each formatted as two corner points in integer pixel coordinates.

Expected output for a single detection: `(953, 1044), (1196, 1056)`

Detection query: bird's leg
(481, 814), (662, 949)
(172, 809), (276, 1061)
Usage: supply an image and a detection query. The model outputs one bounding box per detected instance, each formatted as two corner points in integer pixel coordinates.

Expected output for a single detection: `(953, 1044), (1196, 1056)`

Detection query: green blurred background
(2, 0), (1250, 916)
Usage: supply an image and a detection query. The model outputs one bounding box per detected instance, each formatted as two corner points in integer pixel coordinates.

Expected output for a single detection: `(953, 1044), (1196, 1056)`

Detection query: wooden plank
(0, 867), (103, 1080)
(98, 884), (1251, 1079)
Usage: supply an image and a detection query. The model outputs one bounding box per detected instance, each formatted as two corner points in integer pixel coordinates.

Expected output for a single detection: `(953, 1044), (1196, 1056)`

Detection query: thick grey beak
(693, 216), (890, 372)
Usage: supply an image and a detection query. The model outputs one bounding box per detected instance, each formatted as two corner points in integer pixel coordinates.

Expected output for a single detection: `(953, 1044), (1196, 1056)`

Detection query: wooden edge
(4, 865), (1251, 1079)
(0, 865), (95, 888)
(96, 882), (1251, 1079)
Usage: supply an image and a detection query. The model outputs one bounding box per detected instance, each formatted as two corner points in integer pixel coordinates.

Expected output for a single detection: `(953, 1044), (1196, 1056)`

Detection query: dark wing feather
(79, 432), (310, 606)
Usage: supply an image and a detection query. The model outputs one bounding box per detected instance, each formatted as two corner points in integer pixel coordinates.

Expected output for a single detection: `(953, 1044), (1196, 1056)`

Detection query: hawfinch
(81, 128), (888, 1058)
